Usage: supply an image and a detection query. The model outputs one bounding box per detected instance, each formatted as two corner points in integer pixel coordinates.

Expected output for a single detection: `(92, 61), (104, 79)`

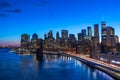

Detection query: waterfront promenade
(65, 52), (120, 80)
(44, 51), (120, 79)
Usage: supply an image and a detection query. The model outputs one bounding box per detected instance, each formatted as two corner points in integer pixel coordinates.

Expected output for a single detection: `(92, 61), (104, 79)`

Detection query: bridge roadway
(43, 51), (120, 80)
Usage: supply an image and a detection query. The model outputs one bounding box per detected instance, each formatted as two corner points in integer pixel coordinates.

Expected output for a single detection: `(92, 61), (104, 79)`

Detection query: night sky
(0, 0), (120, 46)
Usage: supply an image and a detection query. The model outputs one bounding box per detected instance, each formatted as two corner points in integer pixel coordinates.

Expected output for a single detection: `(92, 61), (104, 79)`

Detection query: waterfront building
(101, 21), (107, 45)
(48, 30), (53, 38)
(94, 24), (99, 43)
(87, 26), (92, 41)
(31, 33), (38, 49)
(94, 24), (100, 53)
(76, 40), (91, 54)
(114, 35), (119, 44)
(78, 33), (83, 42)
(62, 30), (68, 39)
(61, 30), (69, 48)
(56, 31), (60, 39)
(55, 31), (61, 48)
(44, 34), (47, 40)
(21, 34), (30, 49)
(81, 29), (87, 40)
(101, 21), (115, 53)
(106, 26), (115, 47)
(68, 34), (76, 48)
(44, 30), (55, 50)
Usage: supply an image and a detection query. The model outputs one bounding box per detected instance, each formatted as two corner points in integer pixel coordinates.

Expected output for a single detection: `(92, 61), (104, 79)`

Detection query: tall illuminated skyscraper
(56, 31), (60, 39)
(62, 30), (68, 39)
(94, 24), (100, 53)
(48, 30), (53, 38)
(61, 30), (68, 47)
(94, 24), (99, 43)
(21, 34), (30, 49)
(87, 26), (92, 41)
(81, 29), (86, 40)
(106, 27), (115, 46)
(31, 33), (38, 48)
(101, 21), (106, 45)
(78, 33), (83, 41)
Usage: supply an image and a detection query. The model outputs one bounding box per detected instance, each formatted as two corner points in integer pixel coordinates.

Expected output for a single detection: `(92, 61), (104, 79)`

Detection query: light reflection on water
(0, 48), (114, 80)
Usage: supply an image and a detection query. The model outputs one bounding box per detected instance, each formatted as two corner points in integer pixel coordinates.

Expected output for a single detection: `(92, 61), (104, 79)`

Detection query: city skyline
(0, 0), (120, 46)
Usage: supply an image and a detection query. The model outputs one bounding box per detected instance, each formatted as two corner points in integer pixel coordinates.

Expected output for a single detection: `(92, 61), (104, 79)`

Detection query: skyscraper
(61, 30), (68, 47)
(81, 29), (86, 40)
(48, 30), (53, 38)
(106, 26), (115, 46)
(62, 30), (68, 39)
(21, 34), (30, 49)
(32, 33), (38, 40)
(114, 35), (119, 44)
(101, 21), (106, 45)
(56, 31), (61, 47)
(56, 31), (60, 39)
(44, 34), (47, 40)
(31, 33), (38, 48)
(87, 26), (92, 41)
(68, 34), (76, 48)
(78, 33), (83, 41)
(94, 24), (100, 53)
(94, 24), (99, 43)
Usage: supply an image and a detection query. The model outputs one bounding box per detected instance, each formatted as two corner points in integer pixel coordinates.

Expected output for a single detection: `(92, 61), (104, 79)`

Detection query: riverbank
(64, 53), (120, 80)
(44, 51), (120, 80)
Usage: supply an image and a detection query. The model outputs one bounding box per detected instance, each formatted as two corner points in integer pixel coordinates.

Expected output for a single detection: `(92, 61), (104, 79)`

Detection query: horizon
(0, 0), (120, 46)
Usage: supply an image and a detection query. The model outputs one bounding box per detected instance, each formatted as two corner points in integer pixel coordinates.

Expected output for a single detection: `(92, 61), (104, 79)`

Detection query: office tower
(114, 35), (119, 44)
(106, 27), (115, 46)
(81, 29), (86, 40)
(94, 24), (100, 53)
(61, 30), (68, 47)
(21, 34), (30, 49)
(87, 26), (92, 41)
(101, 21), (106, 45)
(94, 24), (99, 43)
(68, 34), (76, 48)
(44, 34), (47, 40)
(69, 34), (75, 39)
(56, 31), (60, 39)
(31, 33), (38, 48)
(48, 30), (53, 38)
(56, 31), (61, 47)
(32, 33), (38, 40)
(62, 30), (68, 39)
(78, 33), (83, 41)
(44, 30), (55, 49)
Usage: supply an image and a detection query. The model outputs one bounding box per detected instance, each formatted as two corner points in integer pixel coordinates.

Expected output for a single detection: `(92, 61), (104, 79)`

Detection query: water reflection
(0, 49), (114, 80)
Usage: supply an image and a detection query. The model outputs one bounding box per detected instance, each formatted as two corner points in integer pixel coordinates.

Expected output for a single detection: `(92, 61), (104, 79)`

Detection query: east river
(0, 48), (114, 80)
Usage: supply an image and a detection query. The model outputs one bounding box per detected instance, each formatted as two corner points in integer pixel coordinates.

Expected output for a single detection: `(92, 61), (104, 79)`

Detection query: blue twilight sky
(0, 0), (120, 46)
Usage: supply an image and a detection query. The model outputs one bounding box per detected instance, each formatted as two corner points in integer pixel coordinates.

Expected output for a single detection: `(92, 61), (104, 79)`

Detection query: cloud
(0, 1), (22, 14)
(4, 9), (22, 13)
(0, 2), (11, 8)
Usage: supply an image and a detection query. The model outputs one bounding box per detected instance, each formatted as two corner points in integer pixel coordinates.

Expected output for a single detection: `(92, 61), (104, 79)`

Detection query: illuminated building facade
(94, 24), (100, 53)
(68, 34), (76, 48)
(87, 26), (92, 41)
(101, 21), (107, 45)
(21, 34), (30, 49)
(61, 30), (69, 47)
(31, 33), (38, 48)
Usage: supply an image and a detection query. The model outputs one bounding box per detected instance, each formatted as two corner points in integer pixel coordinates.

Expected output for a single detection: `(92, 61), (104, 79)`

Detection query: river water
(0, 48), (114, 80)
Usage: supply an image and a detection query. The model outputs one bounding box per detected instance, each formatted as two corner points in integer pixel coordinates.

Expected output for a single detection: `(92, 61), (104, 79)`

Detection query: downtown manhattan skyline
(0, 0), (120, 46)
